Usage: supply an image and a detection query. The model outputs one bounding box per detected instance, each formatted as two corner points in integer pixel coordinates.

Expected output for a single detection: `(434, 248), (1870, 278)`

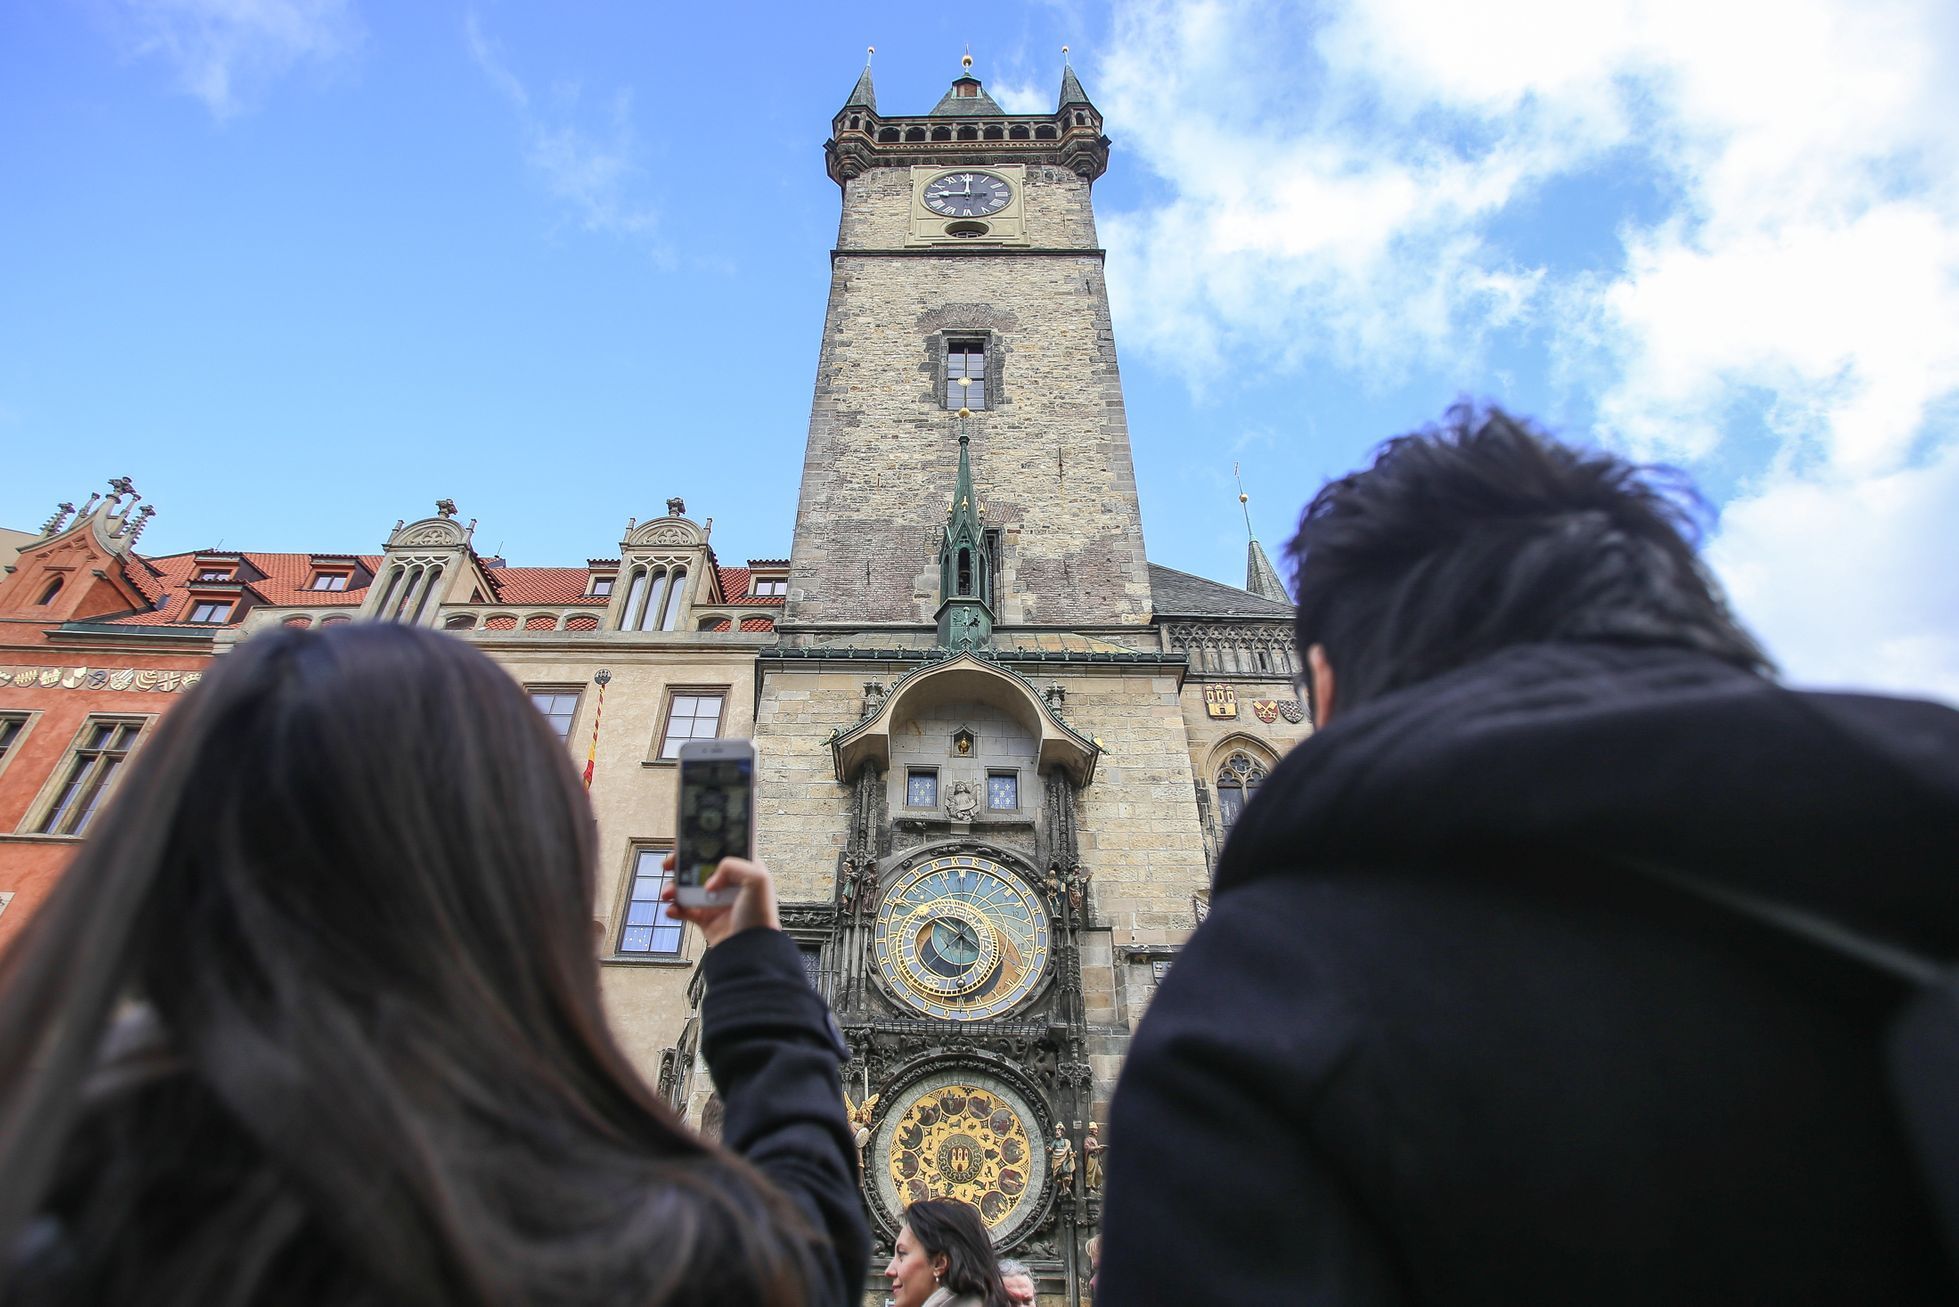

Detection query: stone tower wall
(786, 166), (1153, 628)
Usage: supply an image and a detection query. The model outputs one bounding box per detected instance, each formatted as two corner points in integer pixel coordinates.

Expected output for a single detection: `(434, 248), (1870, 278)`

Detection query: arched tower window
(1216, 751), (1268, 831)
(36, 577), (63, 605)
(621, 568), (649, 629)
(658, 567), (687, 630)
(374, 565), (405, 618)
(957, 549), (972, 596)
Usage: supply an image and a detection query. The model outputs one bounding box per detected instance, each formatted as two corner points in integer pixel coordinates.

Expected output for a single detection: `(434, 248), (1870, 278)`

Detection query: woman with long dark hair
(884, 1198), (1011, 1307)
(0, 623), (867, 1306)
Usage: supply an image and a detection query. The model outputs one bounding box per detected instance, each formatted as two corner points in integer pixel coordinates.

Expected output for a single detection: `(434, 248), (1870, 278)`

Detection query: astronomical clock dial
(871, 1073), (1050, 1243)
(873, 855), (1049, 1020)
(922, 171), (1013, 218)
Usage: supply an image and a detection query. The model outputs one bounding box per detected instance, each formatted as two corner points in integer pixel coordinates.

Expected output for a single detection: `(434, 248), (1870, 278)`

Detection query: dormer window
(197, 567), (233, 581)
(308, 571), (351, 591)
(188, 600), (233, 624)
(37, 577), (63, 605)
(751, 577), (787, 597)
(590, 575), (615, 597)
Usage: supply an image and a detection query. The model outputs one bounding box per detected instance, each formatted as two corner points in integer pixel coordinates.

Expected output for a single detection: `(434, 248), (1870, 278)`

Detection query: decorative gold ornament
(886, 1083), (1033, 1228)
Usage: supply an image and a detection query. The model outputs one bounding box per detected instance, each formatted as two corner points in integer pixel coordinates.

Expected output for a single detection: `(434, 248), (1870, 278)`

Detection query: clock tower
(740, 53), (1302, 1300)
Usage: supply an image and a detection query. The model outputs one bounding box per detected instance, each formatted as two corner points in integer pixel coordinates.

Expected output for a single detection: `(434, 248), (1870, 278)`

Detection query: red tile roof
(714, 565), (785, 607)
(100, 551), (380, 626)
(739, 616), (776, 632)
(485, 567), (598, 604)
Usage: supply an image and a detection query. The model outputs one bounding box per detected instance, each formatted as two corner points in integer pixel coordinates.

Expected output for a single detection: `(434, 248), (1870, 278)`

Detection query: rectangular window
(750, 578), (787, 597)
(907, 768), (939, 808)
(0, 714), (25, 762)
(657, 692), (725, 759)
(309, 572), (351, 591)
(590, 576), (615, 597)
(197, 567), (233, 581)
(529, 689), (580, 743)
(618, 847), (683, 955)
(986, 771), (1019, 810)
(798, 945), (823, 990)
(187, 600), (232, 623)
(37, 718), (143, 836)
(945, 339), (987, 410)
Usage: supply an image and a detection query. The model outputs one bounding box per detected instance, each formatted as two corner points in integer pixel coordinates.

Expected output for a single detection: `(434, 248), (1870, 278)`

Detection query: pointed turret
(843, 61), (877, 113)
(1058, 55), (1094, 112)
(1246, 539), (1289, 602)
(935, 410), (995, 651)
(1236, 464), (1291, 602)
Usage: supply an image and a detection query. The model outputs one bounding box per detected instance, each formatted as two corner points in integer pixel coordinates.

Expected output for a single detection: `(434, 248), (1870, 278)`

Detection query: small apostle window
(987, 771), (1019, 810)
(907, 768), (939, 808)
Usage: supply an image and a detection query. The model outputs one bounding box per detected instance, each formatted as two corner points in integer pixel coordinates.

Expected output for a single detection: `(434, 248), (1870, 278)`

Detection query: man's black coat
(1101, 642), (1958, 1305)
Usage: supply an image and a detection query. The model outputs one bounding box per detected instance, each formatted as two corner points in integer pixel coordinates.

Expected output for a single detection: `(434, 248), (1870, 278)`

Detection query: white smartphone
(674, 738), (756, 908)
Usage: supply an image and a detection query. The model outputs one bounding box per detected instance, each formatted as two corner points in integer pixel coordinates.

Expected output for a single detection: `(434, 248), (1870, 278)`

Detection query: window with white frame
(529, 689), (580, 743)
(657, 691), (724, 759)
(617, 847), (683, 955)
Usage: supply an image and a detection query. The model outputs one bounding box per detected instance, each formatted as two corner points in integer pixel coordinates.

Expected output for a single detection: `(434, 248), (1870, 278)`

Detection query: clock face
(923, 171), (1013, 218)
(868, 1070), (1052, 1244)
(874, 855), (1050, 1020)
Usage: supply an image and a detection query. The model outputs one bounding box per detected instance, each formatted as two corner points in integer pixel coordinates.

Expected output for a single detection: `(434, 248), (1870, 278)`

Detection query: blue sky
(5, 0), (1956, 703)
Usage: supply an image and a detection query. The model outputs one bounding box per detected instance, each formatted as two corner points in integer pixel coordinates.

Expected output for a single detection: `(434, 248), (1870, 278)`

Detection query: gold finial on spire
(1235, 462), (1256, 540)
(866, 45), (875, 66)
(962, 44), (973, 70)
(1062, 44), (1071, 65)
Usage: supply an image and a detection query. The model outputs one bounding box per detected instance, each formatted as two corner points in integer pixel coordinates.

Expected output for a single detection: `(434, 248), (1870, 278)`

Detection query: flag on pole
(583, 672), (608, 790)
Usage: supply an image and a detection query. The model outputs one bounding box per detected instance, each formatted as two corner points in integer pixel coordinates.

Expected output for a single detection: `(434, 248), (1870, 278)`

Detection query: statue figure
(844, 1091), (879, 1168)
(434, 498), (457, 518)
(1050, 1122), (1076, 1197)
(1083, 1122), (1103, 1194)
(945, 779), (979, 822)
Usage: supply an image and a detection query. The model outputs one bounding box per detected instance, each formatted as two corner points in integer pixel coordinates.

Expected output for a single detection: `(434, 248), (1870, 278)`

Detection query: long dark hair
(0, 623), (816, 1306)
(903, 1199), (1010, 1307)
(1285, 404), (1771, 713)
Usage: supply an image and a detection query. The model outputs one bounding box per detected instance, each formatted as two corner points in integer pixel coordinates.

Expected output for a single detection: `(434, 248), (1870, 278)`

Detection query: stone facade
(744, 60), (1311, 1305)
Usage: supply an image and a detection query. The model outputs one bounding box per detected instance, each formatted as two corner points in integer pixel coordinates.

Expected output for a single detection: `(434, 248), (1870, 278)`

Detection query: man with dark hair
(1099, 407), (1959, 1304)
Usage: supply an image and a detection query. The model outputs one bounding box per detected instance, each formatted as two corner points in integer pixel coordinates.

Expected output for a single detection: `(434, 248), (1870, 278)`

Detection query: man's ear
(1309, 643), (1336, 727)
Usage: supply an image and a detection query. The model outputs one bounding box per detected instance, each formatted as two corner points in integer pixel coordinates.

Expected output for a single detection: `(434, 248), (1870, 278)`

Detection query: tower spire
(935, 390), (995, 651)
(1237, 463), (1290, 602)
(843, 47), (877, 112)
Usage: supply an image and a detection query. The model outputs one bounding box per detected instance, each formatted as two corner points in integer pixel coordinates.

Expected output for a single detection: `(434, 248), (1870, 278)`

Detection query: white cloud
(108, 0), (361, 119)
(464, 13), (662, 246)
(1708, 441), (1959, 705)
(1097, 0), (1959, 701)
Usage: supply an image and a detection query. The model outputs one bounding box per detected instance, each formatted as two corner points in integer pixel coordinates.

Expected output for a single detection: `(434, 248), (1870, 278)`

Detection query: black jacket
(1101, 643), (1959, 1305)
(700, 927), (870, 1307)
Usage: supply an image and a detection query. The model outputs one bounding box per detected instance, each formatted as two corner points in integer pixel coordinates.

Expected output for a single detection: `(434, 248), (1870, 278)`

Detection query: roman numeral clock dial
(872, 856), (1050, 1020)
(922, 171), (1013, 218)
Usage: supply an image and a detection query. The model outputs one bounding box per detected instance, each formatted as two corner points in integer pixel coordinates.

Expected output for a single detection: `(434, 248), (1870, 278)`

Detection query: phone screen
(677, 755), (753, 889)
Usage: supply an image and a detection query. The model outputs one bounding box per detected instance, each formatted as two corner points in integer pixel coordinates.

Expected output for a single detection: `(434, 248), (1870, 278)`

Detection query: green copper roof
(930, 67), (1005, 117)
(842, 65), (876, 113)
(1058, 63), (1094, 110)
(945, 428), (984, 549)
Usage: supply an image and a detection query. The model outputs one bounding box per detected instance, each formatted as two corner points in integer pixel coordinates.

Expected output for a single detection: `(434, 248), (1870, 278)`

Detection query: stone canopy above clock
(825, 54), (1110, 184)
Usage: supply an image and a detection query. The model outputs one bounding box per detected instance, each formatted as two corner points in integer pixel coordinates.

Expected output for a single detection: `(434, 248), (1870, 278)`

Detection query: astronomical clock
(873, 855), (1050, 1021)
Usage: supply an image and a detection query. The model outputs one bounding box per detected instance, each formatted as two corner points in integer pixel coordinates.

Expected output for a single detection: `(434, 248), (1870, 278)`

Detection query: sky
(3, 0), (1956, 704)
